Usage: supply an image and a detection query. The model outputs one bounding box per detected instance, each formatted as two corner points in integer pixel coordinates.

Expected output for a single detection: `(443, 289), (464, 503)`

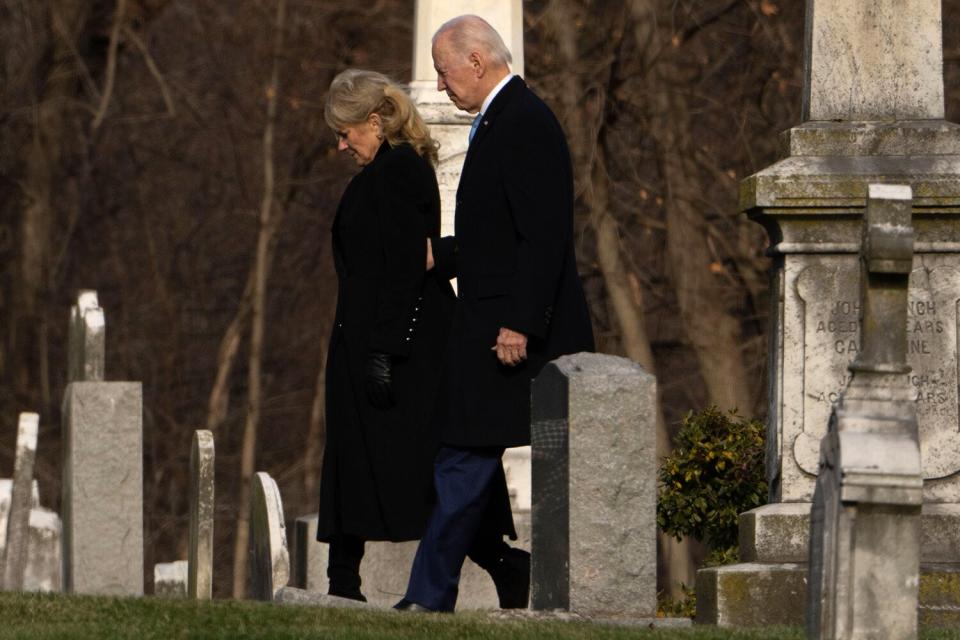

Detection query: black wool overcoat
(317, 142), (455, 542)
(432, 76), (595, 449)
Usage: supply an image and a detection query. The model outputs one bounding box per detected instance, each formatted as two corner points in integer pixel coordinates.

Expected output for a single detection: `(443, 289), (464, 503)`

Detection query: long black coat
(317, 142), (455, 542)
(432, 76), (595, 449)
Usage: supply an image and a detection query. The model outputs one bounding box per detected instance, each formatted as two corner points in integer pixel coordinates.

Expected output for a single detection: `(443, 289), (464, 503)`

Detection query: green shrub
(657, 406), (767, 560)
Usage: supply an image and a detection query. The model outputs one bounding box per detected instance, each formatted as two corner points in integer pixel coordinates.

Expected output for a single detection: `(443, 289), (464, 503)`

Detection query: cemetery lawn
(0, 593), (956, 640)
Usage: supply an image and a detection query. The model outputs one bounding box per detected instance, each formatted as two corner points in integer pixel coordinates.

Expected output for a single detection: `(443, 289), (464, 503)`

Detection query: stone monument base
(696, 502), (960, 627)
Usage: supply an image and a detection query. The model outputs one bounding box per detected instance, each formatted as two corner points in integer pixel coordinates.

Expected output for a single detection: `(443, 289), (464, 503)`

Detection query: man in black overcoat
(395, 15), (594, 613)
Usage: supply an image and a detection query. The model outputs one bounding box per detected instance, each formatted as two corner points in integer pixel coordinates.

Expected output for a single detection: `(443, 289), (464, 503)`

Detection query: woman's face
(334, 115), (381, 166)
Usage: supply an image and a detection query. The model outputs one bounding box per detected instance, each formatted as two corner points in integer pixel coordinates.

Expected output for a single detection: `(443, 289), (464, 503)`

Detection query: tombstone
(697, 0), (960, 627)
(189, 430), (214, 599)
(2, 412), (38, 590)
(807, 185), (922, 639)
(154, 561), (188, 598)
(0, 479), (60, 593)
(20, 509), (60, 593)
(68, 290), (104, 383)
(248, 472), (289, 601)
(529, 353), (657, 619)
(62, 291), (144, 596)
(291, 511), (530, 609)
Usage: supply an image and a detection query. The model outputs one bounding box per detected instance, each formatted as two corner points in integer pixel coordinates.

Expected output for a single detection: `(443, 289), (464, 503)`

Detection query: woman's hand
(426, 237), (435, 271)
(364, 351), (394, 409)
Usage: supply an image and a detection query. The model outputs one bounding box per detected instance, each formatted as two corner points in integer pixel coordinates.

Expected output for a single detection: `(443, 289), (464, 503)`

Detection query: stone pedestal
(529, 353), (657, 619)
(61, 382), (143, 595)
(292, 511), (531, 609)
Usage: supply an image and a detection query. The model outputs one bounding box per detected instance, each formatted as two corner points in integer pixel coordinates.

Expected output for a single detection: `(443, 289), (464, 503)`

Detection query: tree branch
(123, 25), (176, 118)
(91, 0), (127, 132)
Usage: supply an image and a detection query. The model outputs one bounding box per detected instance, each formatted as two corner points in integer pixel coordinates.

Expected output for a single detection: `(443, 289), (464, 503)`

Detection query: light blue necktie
(469, 114), (482, 142)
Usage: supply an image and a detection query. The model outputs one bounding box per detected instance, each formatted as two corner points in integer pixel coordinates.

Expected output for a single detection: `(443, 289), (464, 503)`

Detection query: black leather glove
(364, 351), (394, 409)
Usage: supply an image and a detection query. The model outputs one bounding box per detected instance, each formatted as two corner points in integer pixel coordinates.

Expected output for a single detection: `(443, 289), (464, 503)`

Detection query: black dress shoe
(393, 598), (437, 613)
(488, 547), (530, 609)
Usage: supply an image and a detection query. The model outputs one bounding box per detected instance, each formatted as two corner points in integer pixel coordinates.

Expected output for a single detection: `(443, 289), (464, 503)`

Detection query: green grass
(0, 592), (954, 640)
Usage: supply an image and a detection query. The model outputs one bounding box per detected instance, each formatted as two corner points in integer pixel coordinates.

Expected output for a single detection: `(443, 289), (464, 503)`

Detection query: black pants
(327, 534), (366, 601)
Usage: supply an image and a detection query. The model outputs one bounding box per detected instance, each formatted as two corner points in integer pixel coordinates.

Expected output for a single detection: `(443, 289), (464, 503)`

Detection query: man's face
(432, 33), (482, 113)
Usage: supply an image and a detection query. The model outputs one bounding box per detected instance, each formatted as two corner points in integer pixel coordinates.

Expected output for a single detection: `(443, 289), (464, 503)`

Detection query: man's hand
(491, 327), (527, 366)
(426, 237), (434, 271)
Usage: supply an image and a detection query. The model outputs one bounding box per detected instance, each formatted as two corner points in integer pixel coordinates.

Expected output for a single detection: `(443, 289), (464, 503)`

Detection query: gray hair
(433, 14), (512, 67)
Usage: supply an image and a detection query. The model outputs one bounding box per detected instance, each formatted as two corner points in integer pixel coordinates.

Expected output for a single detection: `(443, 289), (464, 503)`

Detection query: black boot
(327, 534), (366, 602)
(487, 547), (530, 609)
(471, 543), (530, 609)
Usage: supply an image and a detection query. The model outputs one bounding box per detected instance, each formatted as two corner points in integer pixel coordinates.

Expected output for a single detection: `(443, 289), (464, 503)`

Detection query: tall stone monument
(807, 185), (922, 639)
(62, 291), (144, 595)
(697, 0), (960, 626)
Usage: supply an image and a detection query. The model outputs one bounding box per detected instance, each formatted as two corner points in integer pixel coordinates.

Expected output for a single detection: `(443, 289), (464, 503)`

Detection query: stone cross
(2, 412), (38, 590)
(807, 184), (922, 639)
(803, 0), (944, 121)
(189, 430), (214, 600)
(68, 290), (104, 383)
(248, 472), (288, 601)
(529, 353), (657, 619)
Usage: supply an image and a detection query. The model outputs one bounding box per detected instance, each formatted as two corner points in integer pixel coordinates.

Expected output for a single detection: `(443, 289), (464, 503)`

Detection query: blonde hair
(325, 69), (439, 166)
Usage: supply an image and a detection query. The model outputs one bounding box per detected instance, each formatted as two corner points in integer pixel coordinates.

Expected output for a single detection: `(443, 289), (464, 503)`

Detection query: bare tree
(231, 0), (288, 599)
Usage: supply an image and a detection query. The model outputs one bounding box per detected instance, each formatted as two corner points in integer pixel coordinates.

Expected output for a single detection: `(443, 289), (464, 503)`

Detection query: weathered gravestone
(697, 0), (960, 627)
(807, 185), (922, 639)
(529, 353), (657, 619)
(68, 290), (104, 383)
(2, 412), (38, 590)
(154, 560), (188, 598)
(0, 478), (60, 593)
(189, 430), (214, 599)
(248, 472), (289, 601)
(61, 291), (144, 595)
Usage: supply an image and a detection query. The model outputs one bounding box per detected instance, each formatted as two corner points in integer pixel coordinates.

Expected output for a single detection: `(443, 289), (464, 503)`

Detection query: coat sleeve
(500, 107), (573, 340)
(430, 235), (458, 281)
(368, 150), (429, 357)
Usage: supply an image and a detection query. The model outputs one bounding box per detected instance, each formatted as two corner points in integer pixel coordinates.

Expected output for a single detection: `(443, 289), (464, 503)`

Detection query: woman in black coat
(317, 69), (455, 601)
